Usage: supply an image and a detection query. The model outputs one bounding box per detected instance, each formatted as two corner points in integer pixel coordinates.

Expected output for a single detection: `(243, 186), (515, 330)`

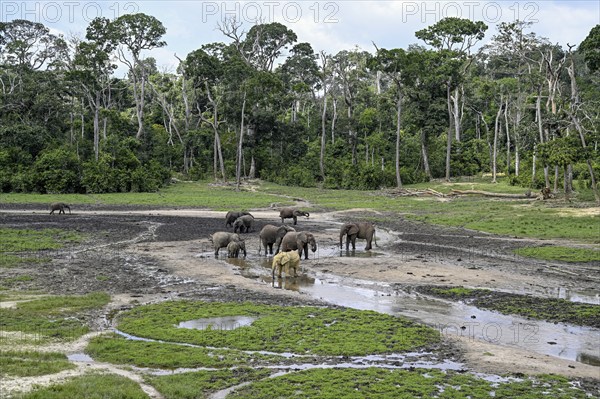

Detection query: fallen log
(449, 189), (534, 199)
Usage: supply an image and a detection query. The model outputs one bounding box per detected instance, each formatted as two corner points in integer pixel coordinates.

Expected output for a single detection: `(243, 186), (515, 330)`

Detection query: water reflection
(178, 316), (257, 331)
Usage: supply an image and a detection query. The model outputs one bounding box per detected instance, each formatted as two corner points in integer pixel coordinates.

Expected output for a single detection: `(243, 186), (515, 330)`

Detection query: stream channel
(225, 246), (600, 368)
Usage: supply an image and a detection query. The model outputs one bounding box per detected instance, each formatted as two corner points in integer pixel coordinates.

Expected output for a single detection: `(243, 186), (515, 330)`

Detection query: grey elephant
(280, 231), (317, 260)
(227, 240), (245, 258)
(233, 214), (255, 233)
(272, 250), (301, 279)
(258, 224), (296, 255)
(210, 232), (246, 257)
(279, 208), (310, 225)
(49, 202), (71, 215)
(339, 222), (376, 251)
(225, 211), (253, 227)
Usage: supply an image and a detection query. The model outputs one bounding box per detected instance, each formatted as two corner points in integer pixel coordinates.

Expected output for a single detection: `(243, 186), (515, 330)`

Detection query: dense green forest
(0, 16), (598, 200)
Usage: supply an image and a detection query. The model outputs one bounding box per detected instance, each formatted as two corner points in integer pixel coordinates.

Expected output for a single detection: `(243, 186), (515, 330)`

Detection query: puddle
(553, 287), (599, 305)
(178, 316), (257, 331)
(67, 353), (94, 362)
(233, 257), (600, 367)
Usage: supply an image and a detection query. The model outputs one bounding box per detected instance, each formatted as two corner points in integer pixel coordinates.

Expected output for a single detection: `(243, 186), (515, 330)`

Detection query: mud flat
(0, 206), (598, 396)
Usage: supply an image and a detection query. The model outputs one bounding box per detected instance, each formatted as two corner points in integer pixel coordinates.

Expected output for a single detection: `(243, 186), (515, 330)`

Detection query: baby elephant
(225, 211), (252, 227)
(49, 202), (71, 215)
(272, 250), (301, 279)
(227, 240), (245, 258)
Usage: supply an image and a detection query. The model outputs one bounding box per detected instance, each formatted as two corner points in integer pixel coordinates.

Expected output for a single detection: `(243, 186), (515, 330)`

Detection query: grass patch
(514, 246), (600, 263)
(147, 368), (271, 399)
(420, 286), (600, 328)
(15, 373), (149, 399)
(1, 180), (290, 210)
(228, 368), (590, 399)
(0, 350), (75, 377)
(0, 254), (51, 269)
(0, 292), (111, 342)
(87, 333), (288, 369)
(0, 228), (84, 252)
(116, 301), (439, 356)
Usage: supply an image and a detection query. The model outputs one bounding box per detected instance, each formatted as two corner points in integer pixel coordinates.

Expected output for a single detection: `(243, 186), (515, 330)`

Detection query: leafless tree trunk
(492, 99), (502, 183)
(331, 96), (337, 144)
(445, 81), (452, 182)
(504, 97), (511, 177)
(452, 86), (461, 142)
(395, 90), (403, 188)
(421, 129), (431, 180)
(236, 91), (247, 191)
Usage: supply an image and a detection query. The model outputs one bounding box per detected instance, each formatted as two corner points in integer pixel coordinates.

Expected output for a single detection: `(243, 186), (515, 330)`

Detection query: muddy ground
(1, 204), (599, 395)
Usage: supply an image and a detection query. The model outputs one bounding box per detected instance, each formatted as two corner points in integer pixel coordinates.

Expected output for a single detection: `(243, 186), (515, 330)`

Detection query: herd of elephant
(47, 202), (376, 279)
(210, 207), (377, 278)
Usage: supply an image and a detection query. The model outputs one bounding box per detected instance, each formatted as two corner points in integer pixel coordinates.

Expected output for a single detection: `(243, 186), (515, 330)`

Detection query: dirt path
(0, 207), (598, 396)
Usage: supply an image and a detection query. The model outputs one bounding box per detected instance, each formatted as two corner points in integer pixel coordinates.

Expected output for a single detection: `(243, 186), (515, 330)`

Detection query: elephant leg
(351, 236), (357, 250)
(345, 236), (350, 251)
(268, 244), (273, 255)
(293, 216), (297, 225)
(365, 238), (372, 251)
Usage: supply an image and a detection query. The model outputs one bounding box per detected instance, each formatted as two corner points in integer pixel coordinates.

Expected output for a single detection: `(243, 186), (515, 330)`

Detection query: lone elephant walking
(49, 202), (70, 215)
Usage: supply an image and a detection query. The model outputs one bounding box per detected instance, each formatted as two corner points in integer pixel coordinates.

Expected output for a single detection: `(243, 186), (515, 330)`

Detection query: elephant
(279, 207), (310, 225)
(210, 232), (246, 257)
(233, 214), (255, 233)
(49, 202), (71, 215)
(339, 222), (376, 251)
(225, 211), (253, 227)
(272, 250), (301, 279)
(258, 224), (296, 255)
(227, 240), (245, 258)
(280, 231), (317, 260)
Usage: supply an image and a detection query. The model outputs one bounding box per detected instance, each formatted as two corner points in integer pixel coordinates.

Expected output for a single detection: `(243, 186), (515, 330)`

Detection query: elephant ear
(347, 224), (359, 235)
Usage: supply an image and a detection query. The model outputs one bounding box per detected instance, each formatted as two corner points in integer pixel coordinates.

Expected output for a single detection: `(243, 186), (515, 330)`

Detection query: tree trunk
(445, 82), (452, 182)
(236, 92), (247, 191)
(504, 97), (510, 177)
(453, 86), (461, 142)
(492, 101), (502, 183)
(536, 89), (550, 188)
(320, 92), (327, 180)
(553, 166), (559, 193)
(532, 149), (536, 185)
(395, 91), (403, 188)
(331, 96), (337, 144)
(421, 129), (431, 180)
(249, 156), (256, 179)
(515, 145), (520, 177)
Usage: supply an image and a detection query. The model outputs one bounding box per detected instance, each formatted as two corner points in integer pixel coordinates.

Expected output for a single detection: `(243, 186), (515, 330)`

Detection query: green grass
(0, 254), (51, 269)
(514, 246), (600, 263)
(116, 301), (439, 356)
(0, 350), (75, 377)
(15, 373), (150, 399)
(0, 292), (111, 343)
(147, 368), (272, 399)
(86, 333), (288, 369)
(0, 180), (290, 210)
(228, 368), (590, 399)
(0, 228), (84, 252)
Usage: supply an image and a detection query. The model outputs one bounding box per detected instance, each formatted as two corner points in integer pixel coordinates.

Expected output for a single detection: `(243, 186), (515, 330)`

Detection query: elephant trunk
(339, 230), (345, 249)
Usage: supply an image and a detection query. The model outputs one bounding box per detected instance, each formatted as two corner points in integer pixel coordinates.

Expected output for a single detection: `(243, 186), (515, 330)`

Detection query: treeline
(0, 16), (598, 200)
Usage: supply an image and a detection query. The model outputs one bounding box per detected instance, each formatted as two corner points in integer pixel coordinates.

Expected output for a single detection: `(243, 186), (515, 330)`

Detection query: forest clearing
(0, 180), (598, 398)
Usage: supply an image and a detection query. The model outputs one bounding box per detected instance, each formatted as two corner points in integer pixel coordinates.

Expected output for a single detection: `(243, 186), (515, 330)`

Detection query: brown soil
(1, 205), (598, 396)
